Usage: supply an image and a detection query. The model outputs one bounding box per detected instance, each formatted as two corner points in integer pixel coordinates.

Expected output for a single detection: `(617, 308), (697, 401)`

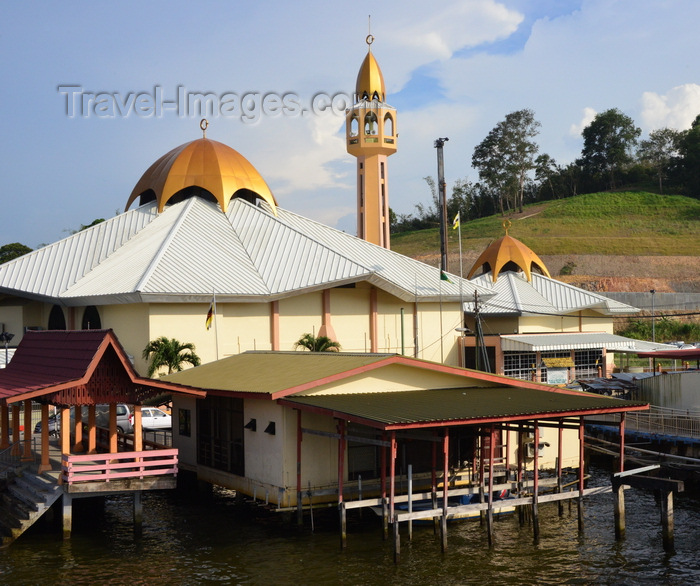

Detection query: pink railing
(61, 449), (178, 485)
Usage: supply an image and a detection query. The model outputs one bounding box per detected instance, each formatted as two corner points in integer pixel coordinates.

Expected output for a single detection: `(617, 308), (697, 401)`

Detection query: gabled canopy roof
(0, 330), (205, 407)
(0, 198), (493, 306)
(466, 271), (638, 317)
(163, 350), (648, 431)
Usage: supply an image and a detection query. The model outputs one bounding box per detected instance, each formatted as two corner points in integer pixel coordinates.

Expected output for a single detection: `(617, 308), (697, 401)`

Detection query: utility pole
(434, 138), (449, 273)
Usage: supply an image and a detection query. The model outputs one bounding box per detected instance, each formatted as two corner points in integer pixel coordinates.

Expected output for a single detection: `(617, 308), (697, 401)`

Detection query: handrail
(61, 448), (178, 485)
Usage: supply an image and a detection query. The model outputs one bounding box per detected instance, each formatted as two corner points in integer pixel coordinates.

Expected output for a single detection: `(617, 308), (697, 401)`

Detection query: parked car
(34, 404), (134, 434)
(141, 407), (172, 430)
(34, 414), (59, 435)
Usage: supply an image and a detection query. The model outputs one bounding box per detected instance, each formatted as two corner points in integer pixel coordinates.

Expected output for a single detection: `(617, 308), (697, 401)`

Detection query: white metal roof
(466, 271), (638, 317)
(0, 198), (493, 306)
(500, 332), (677, 353)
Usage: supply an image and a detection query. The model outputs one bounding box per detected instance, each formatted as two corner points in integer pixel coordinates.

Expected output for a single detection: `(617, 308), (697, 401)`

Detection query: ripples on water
(1, 465), (698, 585)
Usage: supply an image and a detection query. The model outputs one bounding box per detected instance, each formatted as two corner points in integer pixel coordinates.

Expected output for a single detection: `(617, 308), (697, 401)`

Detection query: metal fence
(598, 406), (700, 440)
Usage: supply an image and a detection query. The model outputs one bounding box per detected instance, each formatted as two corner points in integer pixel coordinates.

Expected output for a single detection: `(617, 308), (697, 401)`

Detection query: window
(364, 112), (378, 135)
(197, 396), (244, 476)
(179, 408), (191, 437)
(48, 305), (66, 330)
(503, 352), (537, 380)
(384, 113), (393, 136)
(81, 306), (101, 329)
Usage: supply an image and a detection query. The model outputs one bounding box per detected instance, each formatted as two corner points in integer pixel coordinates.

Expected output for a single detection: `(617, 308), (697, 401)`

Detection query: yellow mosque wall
(329, 286), (372, 352)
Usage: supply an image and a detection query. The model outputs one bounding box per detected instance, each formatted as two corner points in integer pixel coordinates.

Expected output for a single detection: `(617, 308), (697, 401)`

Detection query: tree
(637, 128), (682, 194)
(472, 109), (541, 214)
(534, 153), (558, 199)
(676, 114), (700, 197)
(294, 333), (341, 352)
(142, 336), (201, 377)
(0, 243), (32, 264)
(578, 108), (641, 190)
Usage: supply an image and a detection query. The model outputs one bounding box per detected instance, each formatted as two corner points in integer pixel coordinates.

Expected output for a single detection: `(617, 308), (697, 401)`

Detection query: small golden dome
(356, 48), (386, 102)
(125, 137), (277, 214)
(467, 233), (551, 283)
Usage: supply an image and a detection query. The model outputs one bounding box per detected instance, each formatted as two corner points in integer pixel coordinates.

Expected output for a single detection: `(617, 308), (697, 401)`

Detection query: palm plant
(142, 336), (201, 377)
(294, 333), (341, 352)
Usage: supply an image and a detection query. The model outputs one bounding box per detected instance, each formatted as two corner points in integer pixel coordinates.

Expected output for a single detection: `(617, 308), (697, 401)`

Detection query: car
(34, 414), (59, 435)
(141, 407), (172, 430)
(33, 405), (134, 434)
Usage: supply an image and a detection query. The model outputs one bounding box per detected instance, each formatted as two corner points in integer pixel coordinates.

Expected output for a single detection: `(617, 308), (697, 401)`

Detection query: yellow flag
(452, 212), (460, 230)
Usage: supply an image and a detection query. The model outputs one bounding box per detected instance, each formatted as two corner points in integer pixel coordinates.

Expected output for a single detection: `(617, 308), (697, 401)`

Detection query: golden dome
(467, 233), (551, 283)
(125, 137), (277, 214)
(355, 48), (386, 102)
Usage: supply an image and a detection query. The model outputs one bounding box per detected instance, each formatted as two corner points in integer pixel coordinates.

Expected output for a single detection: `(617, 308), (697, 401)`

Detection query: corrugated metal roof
(466, 271), (638, 316)
(162, 351), (394, 394)
(500, 332), (677, 352)
(283, 387), (647, 428)
(0, 198), (493, 306)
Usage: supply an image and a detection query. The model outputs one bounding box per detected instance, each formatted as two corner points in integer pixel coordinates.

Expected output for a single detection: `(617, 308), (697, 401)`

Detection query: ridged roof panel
(466, 271), (638, 316)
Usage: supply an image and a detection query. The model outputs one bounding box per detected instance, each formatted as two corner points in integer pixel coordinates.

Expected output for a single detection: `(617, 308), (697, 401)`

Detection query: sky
(1, 0), (699, 248)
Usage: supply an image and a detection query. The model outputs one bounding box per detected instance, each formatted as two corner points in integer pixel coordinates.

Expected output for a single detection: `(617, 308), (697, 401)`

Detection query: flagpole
(213, 290), (219, 361)
(457, 212), (463, 323)
(439, 271), (444, 364)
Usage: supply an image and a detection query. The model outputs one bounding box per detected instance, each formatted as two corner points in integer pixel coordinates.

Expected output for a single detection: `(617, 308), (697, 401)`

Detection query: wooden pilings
(612, 466), (684, 553)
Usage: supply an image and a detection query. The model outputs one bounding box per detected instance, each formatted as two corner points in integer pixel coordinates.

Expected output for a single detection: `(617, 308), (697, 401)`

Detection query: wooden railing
(61, 449), (178, 485)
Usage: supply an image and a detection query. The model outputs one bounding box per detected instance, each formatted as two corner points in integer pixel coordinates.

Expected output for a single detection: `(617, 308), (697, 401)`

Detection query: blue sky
(1, 0), (698, 248)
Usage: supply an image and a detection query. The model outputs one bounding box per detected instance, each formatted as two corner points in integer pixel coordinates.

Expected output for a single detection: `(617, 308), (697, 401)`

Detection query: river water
(1, 464), (698, 585)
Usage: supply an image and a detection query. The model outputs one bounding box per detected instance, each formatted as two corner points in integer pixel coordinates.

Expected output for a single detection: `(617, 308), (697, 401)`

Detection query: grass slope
(391, 192), (700, 257)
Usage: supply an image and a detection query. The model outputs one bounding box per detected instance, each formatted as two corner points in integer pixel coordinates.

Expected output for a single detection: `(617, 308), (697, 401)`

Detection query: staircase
(0, 468), (63, 548)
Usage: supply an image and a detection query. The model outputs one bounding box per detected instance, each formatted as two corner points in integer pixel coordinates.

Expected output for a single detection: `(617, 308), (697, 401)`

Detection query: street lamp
(0, 331), (14, 367)
(650, 289), (656, 343)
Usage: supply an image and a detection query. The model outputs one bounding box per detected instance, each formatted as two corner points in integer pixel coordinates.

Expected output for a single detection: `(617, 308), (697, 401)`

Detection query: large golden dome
(125, 137), (277, 214)
(467, 232), (551, 283)
(355, 47), (386, 102)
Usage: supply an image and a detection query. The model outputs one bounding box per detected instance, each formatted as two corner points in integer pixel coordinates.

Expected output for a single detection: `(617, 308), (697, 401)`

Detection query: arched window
(384, 113), (394, 137)
(350, 115), (359, 137)
(48, 305), (66, 330)
(81, 306), (101, 330)
(364, 112), (378, 135)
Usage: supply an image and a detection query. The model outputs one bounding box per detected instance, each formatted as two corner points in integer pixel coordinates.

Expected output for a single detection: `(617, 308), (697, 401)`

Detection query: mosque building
(461, 223), (670, 382)
(0, 42), (481, 375)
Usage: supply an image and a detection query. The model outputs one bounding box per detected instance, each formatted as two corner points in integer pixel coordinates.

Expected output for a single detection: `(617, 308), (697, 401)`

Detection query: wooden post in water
(613, 483), (625, 540)
(432, 436), (439, 535)
(338, 419), (347, 550)
(577, 417), (585, 534)
(517, 425), (525, 526)
(62, 493), (72, 540)
(381, 435), (388, 540)
(134, 490), (143, 533)
(532, 422), (540, 543)
(441, 429), (449, 553)
(407, 464), (413, 542)
(557, 420), (564, 517)
(339, 501), (347, 550)
(660, 490), (674, 552)
(487, 425), (495, 547)
(296, 410), (303, 526)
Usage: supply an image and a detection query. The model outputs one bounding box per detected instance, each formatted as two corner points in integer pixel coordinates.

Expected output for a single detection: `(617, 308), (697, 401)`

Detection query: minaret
(346, 35), (397, 249)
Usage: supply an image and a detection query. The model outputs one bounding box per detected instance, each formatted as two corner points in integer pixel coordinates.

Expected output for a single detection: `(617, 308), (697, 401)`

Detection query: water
(1, 465), (699, 585)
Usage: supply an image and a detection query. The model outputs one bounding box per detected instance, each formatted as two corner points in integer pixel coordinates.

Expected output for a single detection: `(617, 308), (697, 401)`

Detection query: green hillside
(391, 192), (700, 257)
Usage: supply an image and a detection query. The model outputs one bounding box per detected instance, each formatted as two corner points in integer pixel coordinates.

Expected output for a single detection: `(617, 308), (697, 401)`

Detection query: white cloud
(569, 107), (597, 137)
(640, 84), (700, 132)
